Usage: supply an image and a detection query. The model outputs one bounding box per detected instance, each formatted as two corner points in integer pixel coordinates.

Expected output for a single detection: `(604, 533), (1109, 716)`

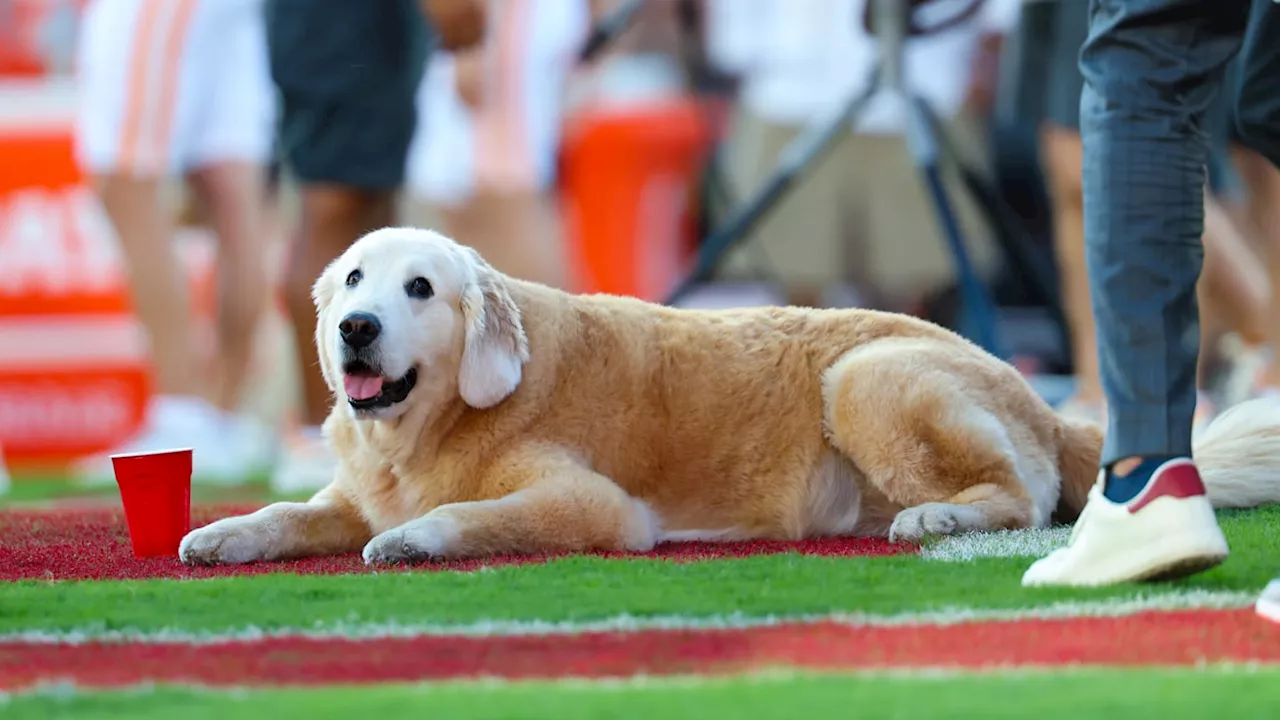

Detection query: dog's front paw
(179, 517), (273, 566)
(888, 503), (978, 543)
(362, 514), (462, 565)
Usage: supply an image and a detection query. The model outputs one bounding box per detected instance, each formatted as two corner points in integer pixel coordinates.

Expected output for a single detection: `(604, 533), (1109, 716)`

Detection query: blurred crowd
(12, 0), (1280, 493)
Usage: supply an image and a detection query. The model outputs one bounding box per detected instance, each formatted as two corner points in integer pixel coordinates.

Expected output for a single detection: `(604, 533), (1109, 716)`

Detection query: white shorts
(73, 0), (277, 176)
(406, 0), (588, 206)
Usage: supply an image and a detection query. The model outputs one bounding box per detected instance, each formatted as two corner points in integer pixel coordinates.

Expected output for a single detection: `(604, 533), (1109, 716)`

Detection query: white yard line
(6, 662), (1280, 703)
(920, 526), (1073, 562)
(0, 589), (1258, 645)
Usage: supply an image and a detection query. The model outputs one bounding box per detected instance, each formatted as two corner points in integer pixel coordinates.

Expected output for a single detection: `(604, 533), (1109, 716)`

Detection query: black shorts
(1037, 0), (1242, 197)
(1041, 0), (1088, 132)
(265, 0), (432, 191)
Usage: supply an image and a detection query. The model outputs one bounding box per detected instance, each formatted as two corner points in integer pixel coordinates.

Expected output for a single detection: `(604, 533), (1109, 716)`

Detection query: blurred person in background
(265, 0), (486, 493)
(1036, 0), (1277, 429)
(1221, 114), (1280, 402)
(702, 0), (1020, 311)
(406, 0), (589, 290)
(1200, 65), (1280, 408)
(70, 0), (278, 485)
(1018, 0), (1280, 623)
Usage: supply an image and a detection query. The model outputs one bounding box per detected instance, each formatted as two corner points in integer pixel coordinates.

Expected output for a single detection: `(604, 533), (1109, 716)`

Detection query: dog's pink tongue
(344, 374), (384, 400)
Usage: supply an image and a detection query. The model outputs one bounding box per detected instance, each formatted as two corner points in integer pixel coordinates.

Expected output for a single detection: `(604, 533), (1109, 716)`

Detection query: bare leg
(284, 186), (397, 426)
(436, 0), (569, 291)
(1198, 190), (1270, 348)
(95, 174), (198, 397)
(1042, 127), (1268, 413)
(74, 173), (270, 485)
(1040, 125), (1103, 408)
(1233, 147), (1280, 389)
(187, 161), (270, 413)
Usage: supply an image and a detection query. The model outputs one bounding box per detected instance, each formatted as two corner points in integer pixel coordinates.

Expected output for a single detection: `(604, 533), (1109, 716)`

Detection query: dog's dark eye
(406, 277), (434, 300)
(345, 269), (362, 287)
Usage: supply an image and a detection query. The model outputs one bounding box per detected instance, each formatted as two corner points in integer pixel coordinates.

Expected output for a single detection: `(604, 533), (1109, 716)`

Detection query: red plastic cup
(111, 448), (194, 558)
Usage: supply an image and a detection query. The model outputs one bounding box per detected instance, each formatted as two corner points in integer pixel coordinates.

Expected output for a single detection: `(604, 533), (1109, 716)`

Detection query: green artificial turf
(6, 667), (1280, 720)
(0, 478), (120, 505)
(3, 506), (1277, 635)
(0, 475), (303, 507)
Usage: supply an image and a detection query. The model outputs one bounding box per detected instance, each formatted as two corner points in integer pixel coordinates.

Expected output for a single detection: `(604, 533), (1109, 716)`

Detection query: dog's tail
(1054, 396), (1280, 521)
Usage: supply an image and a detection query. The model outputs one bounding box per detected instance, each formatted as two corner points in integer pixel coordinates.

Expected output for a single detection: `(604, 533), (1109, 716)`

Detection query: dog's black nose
(339, 312), (381, 349)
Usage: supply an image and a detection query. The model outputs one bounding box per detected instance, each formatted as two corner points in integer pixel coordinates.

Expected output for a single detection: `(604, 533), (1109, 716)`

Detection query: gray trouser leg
(1079, 0), (1250, 466)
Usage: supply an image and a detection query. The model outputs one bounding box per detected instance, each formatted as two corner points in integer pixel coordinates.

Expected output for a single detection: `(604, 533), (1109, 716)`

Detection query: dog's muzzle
(343, 363), (418, 412)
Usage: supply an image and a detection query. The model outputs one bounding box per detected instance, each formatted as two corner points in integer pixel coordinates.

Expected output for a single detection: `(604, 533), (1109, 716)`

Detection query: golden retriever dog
(179, 227), (1280, 566)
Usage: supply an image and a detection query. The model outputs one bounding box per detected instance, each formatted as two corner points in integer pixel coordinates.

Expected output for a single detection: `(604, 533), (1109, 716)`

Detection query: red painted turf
(2, 609), (1277, 690)
(0, 505), (914, 581)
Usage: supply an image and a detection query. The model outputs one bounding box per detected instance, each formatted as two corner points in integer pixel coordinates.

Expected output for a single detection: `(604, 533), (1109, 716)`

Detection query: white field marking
(921, 525), (1074, 562)
(0, 589), (1259, 645)
(5, 662), (1280, 703)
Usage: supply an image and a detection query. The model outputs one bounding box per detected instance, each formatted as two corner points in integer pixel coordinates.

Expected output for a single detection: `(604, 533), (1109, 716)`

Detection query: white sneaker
(71, 395), (276, 487)
(1258, 579), (1280, 624)
(269, 428), (337, 496)
(1022, 458), (1229, 587)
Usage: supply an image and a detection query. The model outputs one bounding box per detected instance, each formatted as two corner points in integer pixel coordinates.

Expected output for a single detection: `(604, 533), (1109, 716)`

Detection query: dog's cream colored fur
(179, 228), (1280, 566)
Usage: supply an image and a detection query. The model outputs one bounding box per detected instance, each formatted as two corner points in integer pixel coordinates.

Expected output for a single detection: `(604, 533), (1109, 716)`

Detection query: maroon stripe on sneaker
(1127, 459), (1207, 514)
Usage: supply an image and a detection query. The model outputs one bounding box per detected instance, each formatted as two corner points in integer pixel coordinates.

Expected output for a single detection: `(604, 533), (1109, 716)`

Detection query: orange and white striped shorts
(73, 0), (277, 177)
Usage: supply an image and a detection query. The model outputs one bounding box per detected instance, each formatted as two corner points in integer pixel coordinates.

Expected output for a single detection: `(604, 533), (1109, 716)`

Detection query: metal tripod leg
(901, 94), (1004, 357)
(915, 96), (1070, 356)
(663, 77), (1007, 359)
(661, 46), (1017, 358)
(663, 77), (881, 306)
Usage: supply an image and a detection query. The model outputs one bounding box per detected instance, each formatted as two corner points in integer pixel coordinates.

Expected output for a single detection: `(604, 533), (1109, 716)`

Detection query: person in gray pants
(1021, 0), (1280, 624)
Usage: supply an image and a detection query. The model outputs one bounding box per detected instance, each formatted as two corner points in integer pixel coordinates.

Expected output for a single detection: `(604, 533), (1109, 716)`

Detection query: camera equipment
(578, 0), (1067, 358)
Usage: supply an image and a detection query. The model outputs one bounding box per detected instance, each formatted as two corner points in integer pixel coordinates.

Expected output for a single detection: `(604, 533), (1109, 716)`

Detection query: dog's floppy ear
(311, 260), (338, 313)
(310, 262), (341, 394)
(458, 251), (529, 408)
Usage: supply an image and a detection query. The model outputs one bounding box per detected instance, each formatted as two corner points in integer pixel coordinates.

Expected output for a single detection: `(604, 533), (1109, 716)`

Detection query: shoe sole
(1137, 553), (1229, 583)
(1026, 546), (1229, 588)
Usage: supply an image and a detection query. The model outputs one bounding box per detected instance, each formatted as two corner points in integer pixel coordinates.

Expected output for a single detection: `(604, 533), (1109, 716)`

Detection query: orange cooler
(559, 95), (711, 302)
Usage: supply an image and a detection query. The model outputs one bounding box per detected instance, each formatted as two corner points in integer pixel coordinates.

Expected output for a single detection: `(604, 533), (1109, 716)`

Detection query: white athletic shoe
(1258, 579), (1280, 624)
(1022, 458), (1229, 587)
(269, 429), (337, 496)
(71, 395), (276, 487)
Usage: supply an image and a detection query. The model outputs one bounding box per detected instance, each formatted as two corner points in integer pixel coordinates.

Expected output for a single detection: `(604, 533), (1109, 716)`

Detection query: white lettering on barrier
(0, 380), (133, 445)
(0, 184), (125, 295)
(0, 317), (147, 367)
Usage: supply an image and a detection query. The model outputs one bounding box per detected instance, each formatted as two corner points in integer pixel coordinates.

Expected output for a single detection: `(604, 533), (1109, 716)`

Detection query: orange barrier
(558, 96), (712, 301)
(0, 82), (218, 473)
